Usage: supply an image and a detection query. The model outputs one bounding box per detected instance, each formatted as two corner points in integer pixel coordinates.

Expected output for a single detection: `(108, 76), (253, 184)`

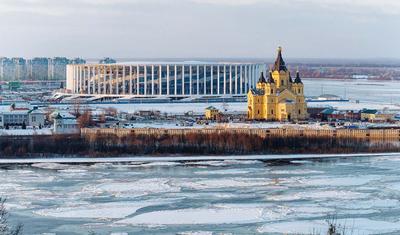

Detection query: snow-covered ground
(0, 152), (397, 164)
(0, 128), (53, 136)
(51, 100), (400, 116)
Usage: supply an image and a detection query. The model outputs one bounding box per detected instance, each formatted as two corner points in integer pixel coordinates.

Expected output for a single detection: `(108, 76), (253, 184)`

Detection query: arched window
(271, 109), (274, 114)
(281, 80), (284, 85)
(298, 88), (301, 94)
(298, 109), (301, 115)
(258, 110), (260, 114)
(271, 89), (274, 94)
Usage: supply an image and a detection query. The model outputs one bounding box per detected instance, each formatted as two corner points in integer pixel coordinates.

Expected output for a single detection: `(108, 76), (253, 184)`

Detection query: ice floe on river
(116, 206), (266, 225)
(31, 162), (71, 170)
(2, 153), (400, 234)
(173, 178), (272, 190)
(34, 200), (172, 219)
(83, 178), (181, 198)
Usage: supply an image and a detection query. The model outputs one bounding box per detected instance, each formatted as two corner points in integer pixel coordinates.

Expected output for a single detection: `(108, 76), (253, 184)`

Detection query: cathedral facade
(247, 47), (308, 121)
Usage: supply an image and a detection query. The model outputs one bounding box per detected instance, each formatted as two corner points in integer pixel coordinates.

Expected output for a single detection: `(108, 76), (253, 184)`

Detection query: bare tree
(0, 198), (23, 235)
(72, 100), (82, 118)
(78, 110), (94, 128)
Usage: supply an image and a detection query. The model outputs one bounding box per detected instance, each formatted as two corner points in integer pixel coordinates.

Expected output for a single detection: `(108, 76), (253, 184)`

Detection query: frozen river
(2, 154), (400, 234)
(43, 78), (400, 116)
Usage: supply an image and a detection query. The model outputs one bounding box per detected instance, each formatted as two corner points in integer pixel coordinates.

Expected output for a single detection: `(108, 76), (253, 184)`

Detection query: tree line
(0, 132), (398, 157)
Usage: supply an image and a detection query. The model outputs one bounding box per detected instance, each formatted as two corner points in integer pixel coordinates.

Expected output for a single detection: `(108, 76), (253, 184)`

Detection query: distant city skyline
(0, 0), (399, 59)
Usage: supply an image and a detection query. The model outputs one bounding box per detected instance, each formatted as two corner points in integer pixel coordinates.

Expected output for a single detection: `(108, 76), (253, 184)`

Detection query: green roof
(321, 108), (336, 115)
(205, 106), (218, 110)
(361, 109), (378, 114)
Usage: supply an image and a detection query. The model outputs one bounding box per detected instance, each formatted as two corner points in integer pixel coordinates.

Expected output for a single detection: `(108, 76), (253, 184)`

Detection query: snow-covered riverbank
(0, 152), (398, 164)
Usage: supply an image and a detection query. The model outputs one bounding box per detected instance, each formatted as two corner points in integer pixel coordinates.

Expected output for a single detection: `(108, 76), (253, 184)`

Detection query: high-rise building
(12, 58), (27, 80)
(50, 57), (71, 80)
(0, 57), (86, 81)
(27, 57), (51, 80)
(0, 57), (14, 80)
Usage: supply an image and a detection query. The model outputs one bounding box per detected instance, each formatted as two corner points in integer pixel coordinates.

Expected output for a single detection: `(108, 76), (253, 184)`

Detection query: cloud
(190, 0), (267, 6)
(191, 0), (400, 14)
(0, 0), (149, 16)
(1, 0), (400, 16)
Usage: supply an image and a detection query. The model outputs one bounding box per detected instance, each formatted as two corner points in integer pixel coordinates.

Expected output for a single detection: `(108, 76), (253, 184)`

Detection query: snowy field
(51, 100), (400, 116)
(0, 152), (397, 164)
(2, 153), (400, 234)
(0, 128), (52, 136)
(46, 79), (400, 115)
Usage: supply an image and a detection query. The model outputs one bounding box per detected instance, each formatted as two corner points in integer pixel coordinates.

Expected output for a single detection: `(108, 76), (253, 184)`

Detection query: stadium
(65, 62), (264, 101)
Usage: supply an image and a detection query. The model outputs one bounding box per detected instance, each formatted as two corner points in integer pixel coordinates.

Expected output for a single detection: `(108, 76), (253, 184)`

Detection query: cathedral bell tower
(247, 47), (308, 121)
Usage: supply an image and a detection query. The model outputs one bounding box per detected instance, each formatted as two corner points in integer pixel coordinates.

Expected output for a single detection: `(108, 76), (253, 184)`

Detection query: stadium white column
(89, 66), (93, 94)
(244, 65), (248, 93)
(80, 66), (84, 94)
(96, 66), (100, 94)
(72, 66), (75, 93)
(109, 66), (113, 95)
(104, 66), (107, 94)
(82, 66), (85, 94)
(229, 65), (232, 94)
(87, 66), (91, 94)
(91, 66), (94, 94)
(77, 66), (81, 93)
(248, 65), (250, 89)
(203, 65), (206, 95)
(210, 65), (213, 95)
(223, 65), (226, 95)
(78, 66), (81, 93)
(129, 66), (133, 95)
(254, 65), (256, 88)
(253, 65), (256, 88)
(100, 66), (104, 95)
(83, 66), (86, 94)
(182, 65), (185, 95)
(217, 66), (220, 95)
(196, 65), (200, 96)
(240, 65), (243, 94)
(73, 66), (77, 93)
(174, 65), (177, 95)
(235, 65), (238, 94)
(93, 66), (97, 94)
(189, 65), (192, 95)
(250, 65), (253, 89)
(103, 66), (107, 95)
(151, 65), (155, 95)
(136, 65), (140, 95)
(122, 66), (126, 95)
(247, 65), (252, 89)
(166, 65), (170, 96)
(115, 66), (119, 95)
(71, 66), (74, 93)
(144, 66), (147, 96)
(159, 65), (162, 96)
(85, 66), (89, 94)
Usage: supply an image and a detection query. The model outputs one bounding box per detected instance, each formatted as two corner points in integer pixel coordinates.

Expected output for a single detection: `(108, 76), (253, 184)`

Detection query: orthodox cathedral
(247, 47), (308, 121)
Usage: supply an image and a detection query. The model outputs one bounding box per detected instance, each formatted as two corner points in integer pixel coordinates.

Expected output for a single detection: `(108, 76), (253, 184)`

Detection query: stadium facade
(66, 62), (265, 98)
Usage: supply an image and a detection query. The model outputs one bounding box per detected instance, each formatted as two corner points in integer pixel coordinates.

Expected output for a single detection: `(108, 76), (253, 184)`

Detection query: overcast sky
(0, 0), (399, 59)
